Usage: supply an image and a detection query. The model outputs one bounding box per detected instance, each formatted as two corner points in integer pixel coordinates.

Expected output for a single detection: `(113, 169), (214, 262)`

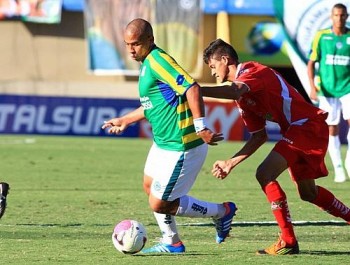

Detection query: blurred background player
(201, 38), (350, 255)
(307, 3), (350, 183)
(0, 182), (9, 219)
(102, 19), (237, 253)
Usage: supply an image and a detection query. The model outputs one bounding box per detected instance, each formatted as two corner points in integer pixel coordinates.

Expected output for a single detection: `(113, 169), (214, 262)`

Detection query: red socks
(262, 182), (350, 245)
(263, 181), (297, 245)
(312, 186), (350, 222)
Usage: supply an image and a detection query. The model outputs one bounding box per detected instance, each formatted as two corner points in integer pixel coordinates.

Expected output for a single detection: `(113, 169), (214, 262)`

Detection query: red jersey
(235, 61), (326, 134)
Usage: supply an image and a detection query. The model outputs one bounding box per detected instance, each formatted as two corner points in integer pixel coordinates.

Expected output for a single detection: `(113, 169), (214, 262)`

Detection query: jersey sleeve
(309, 31), (322, 62)
(236, 66), (265, 93)
(148, 51), (196, 96)
(241, 109), (266, 133)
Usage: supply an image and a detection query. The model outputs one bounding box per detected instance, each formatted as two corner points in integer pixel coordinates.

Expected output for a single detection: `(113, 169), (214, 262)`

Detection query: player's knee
(143, 182), (151, 195)
(255, 165), (269, 187)
(143, 175), (152, 196)
(299, 191), (317, 202)
(149, 200), (167, 214)
(149, 197), (178, 215)
(148, 195), (165, 212)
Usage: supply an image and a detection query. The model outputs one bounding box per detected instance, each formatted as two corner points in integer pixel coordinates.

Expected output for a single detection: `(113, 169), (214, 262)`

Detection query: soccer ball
(112, 220), (147, 254)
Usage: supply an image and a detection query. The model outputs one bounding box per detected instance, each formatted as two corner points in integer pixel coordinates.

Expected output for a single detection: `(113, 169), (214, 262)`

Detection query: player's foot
(0, 182), (9, 219)
(334, 166), (346, 183)
(213, 202), (237, 243)
(141, 241), (185, 254)
(256, 236), (299, 255)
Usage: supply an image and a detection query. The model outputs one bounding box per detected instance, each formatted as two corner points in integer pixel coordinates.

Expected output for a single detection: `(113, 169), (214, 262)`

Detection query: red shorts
(274, 117), (329, 181)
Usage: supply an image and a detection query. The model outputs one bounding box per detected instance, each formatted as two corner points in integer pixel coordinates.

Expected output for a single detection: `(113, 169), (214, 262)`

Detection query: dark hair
(333, 3), (348, 13)
(203, 39), (239, 64)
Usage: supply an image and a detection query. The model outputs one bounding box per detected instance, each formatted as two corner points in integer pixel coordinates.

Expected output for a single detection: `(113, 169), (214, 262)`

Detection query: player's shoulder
(150, 46), (170, 58)
(315, 28), (332, 37)
(240, 61), (268, 73)
(149, 45), (178, 65)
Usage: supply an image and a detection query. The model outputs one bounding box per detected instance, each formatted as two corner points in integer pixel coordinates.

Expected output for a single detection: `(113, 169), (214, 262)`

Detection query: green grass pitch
(0, 135), (349, 264)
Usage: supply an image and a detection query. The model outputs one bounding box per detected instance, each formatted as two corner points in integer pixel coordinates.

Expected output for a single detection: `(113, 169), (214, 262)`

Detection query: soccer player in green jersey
(307, 3), (350, 183)
(102, 18), (237, 253)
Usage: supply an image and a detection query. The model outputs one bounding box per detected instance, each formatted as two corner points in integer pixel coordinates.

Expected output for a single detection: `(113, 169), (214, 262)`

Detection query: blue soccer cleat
(141, 241), (185, 254)
(213, 202), (237, 243)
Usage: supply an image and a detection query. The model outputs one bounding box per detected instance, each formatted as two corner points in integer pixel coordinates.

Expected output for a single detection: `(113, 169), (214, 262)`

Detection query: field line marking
(0, 220), (347, 228)
(178, 220), (347, 227)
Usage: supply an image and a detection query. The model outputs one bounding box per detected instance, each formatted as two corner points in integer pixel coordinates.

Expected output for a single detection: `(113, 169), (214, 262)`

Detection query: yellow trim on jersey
(178, 117), (193, 129)
(177, 101), (188, 113)
(309, 29), (332, 61)
(148, 54), (180, 91)
(182, 132), (200, 144)
(158, 52), (195, 85)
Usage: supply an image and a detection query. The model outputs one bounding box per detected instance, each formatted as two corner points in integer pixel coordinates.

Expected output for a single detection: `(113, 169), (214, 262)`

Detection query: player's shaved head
(124, 18), (155, 62)
(125, 18), (153, 41)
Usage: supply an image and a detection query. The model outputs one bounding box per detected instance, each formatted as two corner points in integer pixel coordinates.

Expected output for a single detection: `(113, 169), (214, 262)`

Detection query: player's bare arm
(186, 84), (224, 145)
(102, 106), (145, 135)
(307, 60), (318, 102)
(212, 129), (267, 179)
(201, 82), (249, 100)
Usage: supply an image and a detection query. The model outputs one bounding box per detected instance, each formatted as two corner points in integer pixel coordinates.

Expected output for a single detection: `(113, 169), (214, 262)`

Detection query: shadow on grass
(133, 252), (214, 257)
(302, 250), (350, 255)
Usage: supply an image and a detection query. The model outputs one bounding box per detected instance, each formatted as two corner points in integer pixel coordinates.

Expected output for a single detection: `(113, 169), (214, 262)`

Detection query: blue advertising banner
(62, 0), (84, 11)
(202, 0), (226, 14)
(0, 95), (140, 137)
(203, 0), (274, 15)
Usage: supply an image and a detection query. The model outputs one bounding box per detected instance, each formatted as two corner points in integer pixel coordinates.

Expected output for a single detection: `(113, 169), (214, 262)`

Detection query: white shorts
(318, 94), (350, 125)
(144, 142), (208, 201)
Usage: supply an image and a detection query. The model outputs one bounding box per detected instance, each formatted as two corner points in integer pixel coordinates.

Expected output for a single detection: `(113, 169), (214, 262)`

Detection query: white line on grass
(0, 220), (347, 228)
(178, 220), (347, 227)
(0, 138), (36, 144)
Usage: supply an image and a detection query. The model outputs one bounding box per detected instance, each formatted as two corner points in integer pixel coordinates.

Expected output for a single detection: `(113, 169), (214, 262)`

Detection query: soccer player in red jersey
(201, 38), (350, 255)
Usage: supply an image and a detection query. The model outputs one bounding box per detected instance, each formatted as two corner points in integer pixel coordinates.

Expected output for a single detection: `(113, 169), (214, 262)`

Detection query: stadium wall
(0, 11), (347, 143)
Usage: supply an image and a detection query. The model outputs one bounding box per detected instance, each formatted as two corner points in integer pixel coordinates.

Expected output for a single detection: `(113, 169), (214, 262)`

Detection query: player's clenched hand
(197, 129), (224, 145)
(101, 118), (128, 135)
(212, 161), (231, 179)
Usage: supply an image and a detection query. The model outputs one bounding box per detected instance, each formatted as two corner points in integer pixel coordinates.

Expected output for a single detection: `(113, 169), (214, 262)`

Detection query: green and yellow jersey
(139, 46), (203, 151)
(309, 27), (350, 98)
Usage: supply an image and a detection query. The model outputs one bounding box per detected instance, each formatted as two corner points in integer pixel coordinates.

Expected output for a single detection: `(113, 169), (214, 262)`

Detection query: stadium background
(0, 0), (347, 143)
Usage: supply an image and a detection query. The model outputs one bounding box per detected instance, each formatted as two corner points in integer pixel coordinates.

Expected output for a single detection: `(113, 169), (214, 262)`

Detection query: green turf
(0, 135), (349, 264)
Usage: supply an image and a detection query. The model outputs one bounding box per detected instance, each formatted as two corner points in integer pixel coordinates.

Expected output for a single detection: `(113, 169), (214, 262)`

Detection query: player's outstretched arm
(212, 128), (267, 179)
(201, 82), (249, 100)
(307, 60), (319, 103)
(101, 106), (145, 135)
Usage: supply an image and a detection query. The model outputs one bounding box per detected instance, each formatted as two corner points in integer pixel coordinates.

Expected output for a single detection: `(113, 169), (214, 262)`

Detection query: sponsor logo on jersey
(325, 54), (350, 66)
(140, 96), (153, 110)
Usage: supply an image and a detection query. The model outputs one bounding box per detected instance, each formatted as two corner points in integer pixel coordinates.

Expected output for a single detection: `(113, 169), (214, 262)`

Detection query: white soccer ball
(112, 219), (147, 254)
